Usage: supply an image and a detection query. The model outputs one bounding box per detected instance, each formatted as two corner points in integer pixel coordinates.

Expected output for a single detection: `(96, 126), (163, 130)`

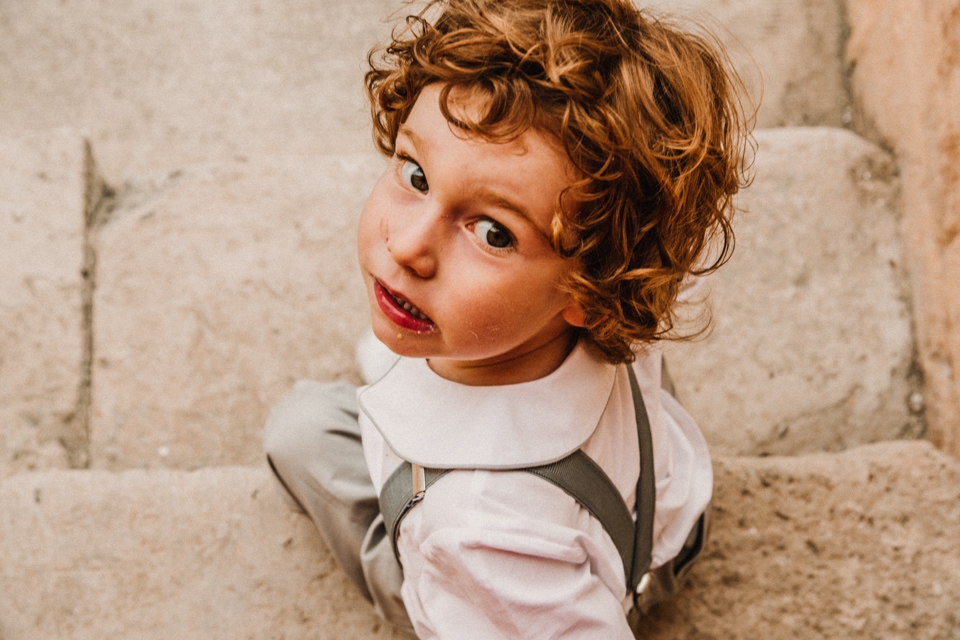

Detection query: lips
(374, 280), (437, 332)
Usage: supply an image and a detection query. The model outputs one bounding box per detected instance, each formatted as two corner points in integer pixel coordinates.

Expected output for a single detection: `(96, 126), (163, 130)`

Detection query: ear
(561, 302), (587, 328)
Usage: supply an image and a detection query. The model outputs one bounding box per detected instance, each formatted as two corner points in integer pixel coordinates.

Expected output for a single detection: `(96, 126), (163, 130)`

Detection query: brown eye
(474, 219), (514, 249)
(400, 159), (428, 192)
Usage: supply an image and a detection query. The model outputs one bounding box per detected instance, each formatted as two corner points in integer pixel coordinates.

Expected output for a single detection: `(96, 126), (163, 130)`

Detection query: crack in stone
(61, 140), (115, 470)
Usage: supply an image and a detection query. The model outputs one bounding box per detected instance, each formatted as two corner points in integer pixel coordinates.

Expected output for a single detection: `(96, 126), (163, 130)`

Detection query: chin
(369, 320), (436, 358)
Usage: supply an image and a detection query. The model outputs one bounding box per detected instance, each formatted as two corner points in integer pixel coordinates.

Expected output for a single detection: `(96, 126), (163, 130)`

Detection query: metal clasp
(635, 572), (651, 595)
(411, 463), (427, 503)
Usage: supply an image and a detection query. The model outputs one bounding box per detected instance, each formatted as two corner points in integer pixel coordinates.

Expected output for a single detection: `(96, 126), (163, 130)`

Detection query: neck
(427, 329), (579, 386)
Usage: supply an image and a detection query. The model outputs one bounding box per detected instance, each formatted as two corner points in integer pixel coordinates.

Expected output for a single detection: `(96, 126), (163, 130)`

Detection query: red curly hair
(366, 0), (752, 363)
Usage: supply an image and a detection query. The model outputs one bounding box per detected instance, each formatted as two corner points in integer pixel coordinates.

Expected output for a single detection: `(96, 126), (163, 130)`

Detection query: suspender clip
(411, 463), (427, 503)
(635, 571), (651, 595)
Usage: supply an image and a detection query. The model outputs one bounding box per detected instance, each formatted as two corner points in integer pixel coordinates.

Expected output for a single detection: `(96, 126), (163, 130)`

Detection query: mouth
(373, 280), (437, 332)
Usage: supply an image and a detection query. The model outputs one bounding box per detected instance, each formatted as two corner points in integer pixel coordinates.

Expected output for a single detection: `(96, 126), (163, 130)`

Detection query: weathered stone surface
(2, 441), (957, 638)
(645, 0), (850, 128)
(846, 0), (960, 459)
(0, 467), (415, 640)
(90, 154), (383, 470)
(638, 441), (960, 639)
(0, 130), (101, 478)
(665, 127), (917, 456)
(0, 0), (848, 184)
(0, 0), (397, 181)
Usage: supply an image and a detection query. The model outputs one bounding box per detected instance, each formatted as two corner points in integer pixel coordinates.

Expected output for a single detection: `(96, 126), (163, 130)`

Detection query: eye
(473, 219), (514, 250)
(400, 159), (428, 192)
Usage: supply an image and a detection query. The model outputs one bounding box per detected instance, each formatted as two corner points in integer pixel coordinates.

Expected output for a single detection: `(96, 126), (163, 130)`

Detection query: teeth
(390, 290), (431, 322)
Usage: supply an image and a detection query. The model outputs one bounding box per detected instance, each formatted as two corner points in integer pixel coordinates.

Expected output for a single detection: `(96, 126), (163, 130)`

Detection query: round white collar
(357, 344), (617, 469)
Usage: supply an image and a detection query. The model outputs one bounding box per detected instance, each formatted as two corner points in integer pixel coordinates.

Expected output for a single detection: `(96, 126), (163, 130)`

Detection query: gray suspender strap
(628, 361), (656, 596)
(377, 364), (655, 596)
(380, 463), (451, 562)
(524, 450), (634, 578)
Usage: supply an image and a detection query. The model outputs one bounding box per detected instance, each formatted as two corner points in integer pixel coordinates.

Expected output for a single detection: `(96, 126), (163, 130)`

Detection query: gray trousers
(263, 380), (413, 630)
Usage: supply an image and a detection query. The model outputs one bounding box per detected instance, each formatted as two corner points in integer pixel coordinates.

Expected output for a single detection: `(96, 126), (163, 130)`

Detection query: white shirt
(358, 342), (712, 639)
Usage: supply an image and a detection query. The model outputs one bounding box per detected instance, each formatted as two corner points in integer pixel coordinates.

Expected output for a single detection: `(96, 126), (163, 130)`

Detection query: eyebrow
(477, 185), (564, 245)
(397, 124), (423, 153)
(397, 123), (554, 239)
(472, 186), (533, 223)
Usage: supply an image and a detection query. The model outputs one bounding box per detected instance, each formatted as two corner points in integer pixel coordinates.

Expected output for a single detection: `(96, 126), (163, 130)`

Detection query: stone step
(646, 0), (850, 128)
(0, 0), (398, 182)
(0, 124), (918, 472)
(0, 465), (412, 640)
(0, 130), (103, 479)
(86, 126), (915, 471)
(0, 0), (848, 182)
(90, 154), (385, 471)
(1, 440), (957, 638)
(666, 126), (919, 456)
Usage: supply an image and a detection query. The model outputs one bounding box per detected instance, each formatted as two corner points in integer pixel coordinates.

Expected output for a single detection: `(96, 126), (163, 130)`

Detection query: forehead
(402, 85), (577, 184)
(399, 85), (579, 234)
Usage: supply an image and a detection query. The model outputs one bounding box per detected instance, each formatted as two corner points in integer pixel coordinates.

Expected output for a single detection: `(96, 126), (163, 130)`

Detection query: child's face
(357, 84), (585, 386)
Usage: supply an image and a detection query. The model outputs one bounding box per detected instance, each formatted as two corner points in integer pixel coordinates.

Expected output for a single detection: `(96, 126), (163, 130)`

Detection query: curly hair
(365, 0), (752, 363)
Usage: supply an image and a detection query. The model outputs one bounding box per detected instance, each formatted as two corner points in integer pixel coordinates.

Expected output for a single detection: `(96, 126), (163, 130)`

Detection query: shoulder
(416, 469), (604, 544)
(405, 469), (627, 588)
(398, 469), (635, 639)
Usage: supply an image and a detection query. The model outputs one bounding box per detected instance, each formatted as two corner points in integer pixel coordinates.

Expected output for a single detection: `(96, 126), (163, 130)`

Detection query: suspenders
(378, 364), (660, 600)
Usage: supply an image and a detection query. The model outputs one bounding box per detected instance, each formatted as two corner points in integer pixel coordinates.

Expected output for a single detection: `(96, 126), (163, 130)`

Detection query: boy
(265, 0), (749, 636)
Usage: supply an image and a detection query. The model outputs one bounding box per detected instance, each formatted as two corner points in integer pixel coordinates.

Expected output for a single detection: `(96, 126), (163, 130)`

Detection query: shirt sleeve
(397, 470), (635, 640)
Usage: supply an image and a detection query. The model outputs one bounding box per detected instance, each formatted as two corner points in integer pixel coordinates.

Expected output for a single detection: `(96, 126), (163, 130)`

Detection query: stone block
(0, 0), (398, 181)
(0, 467), (415, 640)
(638, 441), (960, 639)
(0, 130), (101, 478)
(646, 0), (850, 128)
(2, 441), (958, 638)
(665, 127), (917, 455)
(90, 154), (384, 470)
(846, 0), (960, 458)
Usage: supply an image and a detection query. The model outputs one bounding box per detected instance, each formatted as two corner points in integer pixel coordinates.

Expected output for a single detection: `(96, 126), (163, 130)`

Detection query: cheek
(456, 267), (569, 326)
(357, 172), (394, 237)
(356, 196), (386, 261)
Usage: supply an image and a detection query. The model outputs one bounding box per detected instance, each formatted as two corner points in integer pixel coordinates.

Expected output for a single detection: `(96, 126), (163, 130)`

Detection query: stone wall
(846, 0), (960, 458)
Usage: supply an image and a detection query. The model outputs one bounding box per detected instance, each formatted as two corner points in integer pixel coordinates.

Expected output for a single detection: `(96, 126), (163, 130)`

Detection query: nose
(385, 208), (440, 278)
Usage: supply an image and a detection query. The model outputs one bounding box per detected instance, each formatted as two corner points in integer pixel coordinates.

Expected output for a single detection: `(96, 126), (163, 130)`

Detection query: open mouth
(374, 280), (437, 332)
